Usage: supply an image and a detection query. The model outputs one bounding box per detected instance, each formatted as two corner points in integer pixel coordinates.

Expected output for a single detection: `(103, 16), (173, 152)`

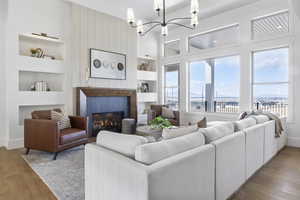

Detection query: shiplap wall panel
(71, 4), (137, 89)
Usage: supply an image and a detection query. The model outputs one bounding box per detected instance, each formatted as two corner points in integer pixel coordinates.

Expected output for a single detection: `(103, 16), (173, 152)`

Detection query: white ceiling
(66, 0), (262, 21)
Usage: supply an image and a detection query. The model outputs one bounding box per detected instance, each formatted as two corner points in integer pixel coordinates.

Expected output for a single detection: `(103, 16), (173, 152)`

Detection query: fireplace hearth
(76, 87), (137, 137)
(92, 111), (124, 136)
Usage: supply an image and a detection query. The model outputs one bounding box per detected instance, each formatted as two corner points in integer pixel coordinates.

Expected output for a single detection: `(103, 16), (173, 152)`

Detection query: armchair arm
(24, 119), (59, 152)
(69, 116), (88, 131)
(147, 110), (156, 125)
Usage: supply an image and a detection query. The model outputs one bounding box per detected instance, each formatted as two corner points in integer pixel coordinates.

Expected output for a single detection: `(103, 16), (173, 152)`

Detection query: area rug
(22, 146), (85, 200)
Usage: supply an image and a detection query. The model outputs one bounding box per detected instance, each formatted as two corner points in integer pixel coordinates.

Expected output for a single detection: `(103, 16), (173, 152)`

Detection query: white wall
(158, 0), (300, 147)
(0, 0), (8, 147)
(137, 33), (158, 59)
(4, 0), (72, 149)
(71, 4), (137, 90)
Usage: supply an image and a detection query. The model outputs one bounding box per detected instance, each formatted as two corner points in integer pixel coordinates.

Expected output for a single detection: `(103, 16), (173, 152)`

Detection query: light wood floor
(1, 147), (300, 200)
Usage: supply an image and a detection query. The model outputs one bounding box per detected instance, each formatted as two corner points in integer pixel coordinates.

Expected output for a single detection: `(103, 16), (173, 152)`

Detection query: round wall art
(93, 59), (102, 68)
(90, 48), (126, 80)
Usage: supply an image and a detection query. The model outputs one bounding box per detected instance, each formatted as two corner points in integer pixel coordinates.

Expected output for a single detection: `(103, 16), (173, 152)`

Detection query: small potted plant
(30, 48), (38, 57)
(150, 116), (172, 130)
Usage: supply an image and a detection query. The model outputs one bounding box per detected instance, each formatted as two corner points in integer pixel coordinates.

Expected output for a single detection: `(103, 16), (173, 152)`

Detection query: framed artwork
(90, 48), (126, 80)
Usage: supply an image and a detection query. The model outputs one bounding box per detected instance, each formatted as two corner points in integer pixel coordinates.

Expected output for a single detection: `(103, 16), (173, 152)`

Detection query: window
(188, 25), (239, 52)
(252, 48), (289, 117)
(252, 11), (289, 40)
(165, 64), (180, 110)
(164, 40), (180, 57)
(190, 56), (240, 113)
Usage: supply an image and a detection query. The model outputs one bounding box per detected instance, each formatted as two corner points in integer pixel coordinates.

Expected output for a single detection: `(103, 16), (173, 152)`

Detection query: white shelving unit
(137, 56), (158, 125)
(17, 33), (66, 126)
(17, 55), (64, 74)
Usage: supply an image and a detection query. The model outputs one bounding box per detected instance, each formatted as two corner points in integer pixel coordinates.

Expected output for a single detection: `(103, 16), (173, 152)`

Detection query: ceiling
(66, 0), (262, 21)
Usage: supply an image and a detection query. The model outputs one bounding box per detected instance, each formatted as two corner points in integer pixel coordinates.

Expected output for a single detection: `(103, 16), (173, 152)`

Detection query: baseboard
(287, 137), (300, 148)
(0, 138), (6, 147)
(7, 138), (24, 150)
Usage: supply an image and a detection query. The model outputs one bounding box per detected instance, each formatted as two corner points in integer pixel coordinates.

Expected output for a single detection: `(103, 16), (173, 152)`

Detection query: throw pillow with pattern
(51, 111), (71, 130)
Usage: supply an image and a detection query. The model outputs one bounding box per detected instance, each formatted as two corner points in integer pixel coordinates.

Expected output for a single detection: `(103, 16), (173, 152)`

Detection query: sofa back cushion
(135, 132), (205, 165)
(97, 131), (148, 158)
(199, 122), (234, 144)
(234, 118), (256, 132)
(251, 115), (269, 124)
(162, 125), (198, 140)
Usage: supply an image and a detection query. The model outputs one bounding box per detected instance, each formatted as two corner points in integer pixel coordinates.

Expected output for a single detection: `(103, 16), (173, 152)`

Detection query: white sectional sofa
(85, 116), (287, 200)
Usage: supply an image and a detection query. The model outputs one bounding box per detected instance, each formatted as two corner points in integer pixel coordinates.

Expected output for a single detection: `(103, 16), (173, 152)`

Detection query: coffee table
(136, 126), (162, 140)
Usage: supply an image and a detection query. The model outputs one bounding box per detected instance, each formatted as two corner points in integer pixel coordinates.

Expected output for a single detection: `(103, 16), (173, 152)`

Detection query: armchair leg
(53, 152), (58, 160)
(25, 148), (30, 155)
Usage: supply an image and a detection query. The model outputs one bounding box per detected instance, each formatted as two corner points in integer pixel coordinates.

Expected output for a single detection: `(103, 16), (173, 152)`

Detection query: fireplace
(76, 87), (137, 137)
(92, 111), (124, 136)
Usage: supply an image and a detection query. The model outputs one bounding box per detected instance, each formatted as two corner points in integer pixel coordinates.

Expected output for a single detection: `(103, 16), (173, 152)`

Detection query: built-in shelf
(137, 93), (158, 103)
(18, 91), (66, 106)
(18, 104), (64, 125)
(137, 70), (157, 81)
(19, 33), (64, 61)
(19, 33), (64, 44)
(17, 55), (64, 74)
(19, 71), (64, 92)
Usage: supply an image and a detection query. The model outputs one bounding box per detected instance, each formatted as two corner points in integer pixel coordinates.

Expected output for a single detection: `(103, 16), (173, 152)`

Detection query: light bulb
(191, 14), (198, 27)
(154, 0), (162, 11)
(137, 20), (144, 34)
(127, 8), (135, 24)
(191, 0), (199, 14)
(161, 25), (168, 36)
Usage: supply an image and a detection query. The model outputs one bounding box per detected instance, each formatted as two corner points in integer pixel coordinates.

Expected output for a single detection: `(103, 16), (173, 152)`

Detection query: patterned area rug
(22, 146), (85, 200)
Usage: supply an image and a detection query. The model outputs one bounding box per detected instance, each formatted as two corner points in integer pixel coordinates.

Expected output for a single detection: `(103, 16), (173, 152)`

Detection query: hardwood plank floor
(0, 147), (300, 200)
(0, 147), (56, 200)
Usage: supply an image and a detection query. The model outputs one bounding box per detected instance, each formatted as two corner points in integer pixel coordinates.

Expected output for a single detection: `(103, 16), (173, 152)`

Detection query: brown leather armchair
(24, 109), (89, 160)
(147, 105), (180, 126)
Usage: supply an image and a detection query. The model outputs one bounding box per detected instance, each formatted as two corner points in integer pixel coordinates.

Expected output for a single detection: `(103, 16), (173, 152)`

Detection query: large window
(165, 64), (180, 110)
(252, 11), (289, 40)
(190, 56), (240, 113)
(188, 25), (239, 52)
(252, 48), (289, 117)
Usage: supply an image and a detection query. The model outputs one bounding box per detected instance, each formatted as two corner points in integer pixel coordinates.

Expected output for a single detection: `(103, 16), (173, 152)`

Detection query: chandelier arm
(167, 22), (195, 30)
(130, 21), (161, 28)
(140, 24), (161, 36)
(142, 21), (162, 26)
(166, 17), (192, 24)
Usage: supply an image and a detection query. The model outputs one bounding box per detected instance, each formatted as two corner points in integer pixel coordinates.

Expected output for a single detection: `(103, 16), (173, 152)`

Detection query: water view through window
(190, 56), (240, 113)
(252, 48), (289, 117)
(165, 64), (180, 110)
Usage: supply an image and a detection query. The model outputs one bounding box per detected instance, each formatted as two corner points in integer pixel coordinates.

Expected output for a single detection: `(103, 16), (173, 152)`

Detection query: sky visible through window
(190, 56), (240, 101)
(253, 48), (289, 101)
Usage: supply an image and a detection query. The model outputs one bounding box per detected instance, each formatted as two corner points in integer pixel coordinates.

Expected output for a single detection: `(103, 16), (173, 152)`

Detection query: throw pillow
(51, 111), (71, 130)
(162, 125), (198, 140)
(161, 107), (175, 119)
(197, 117), (207, 128)
(238, 111), (248, 120)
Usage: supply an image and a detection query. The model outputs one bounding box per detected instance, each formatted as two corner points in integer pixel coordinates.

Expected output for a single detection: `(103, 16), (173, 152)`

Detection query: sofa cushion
(162, 107), (175, 119)
(60, 128), (87, 145)
(199, 122), (234, 143)
(135, 132), (205, 165)
(97, 131), (148, 158)
(251, 115), (269, 124)
(162, 125), (198, 140)
(234, 118), (257, 131)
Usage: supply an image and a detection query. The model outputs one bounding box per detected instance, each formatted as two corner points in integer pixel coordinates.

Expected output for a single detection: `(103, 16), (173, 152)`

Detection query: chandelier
(127, 0), (199, 36)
